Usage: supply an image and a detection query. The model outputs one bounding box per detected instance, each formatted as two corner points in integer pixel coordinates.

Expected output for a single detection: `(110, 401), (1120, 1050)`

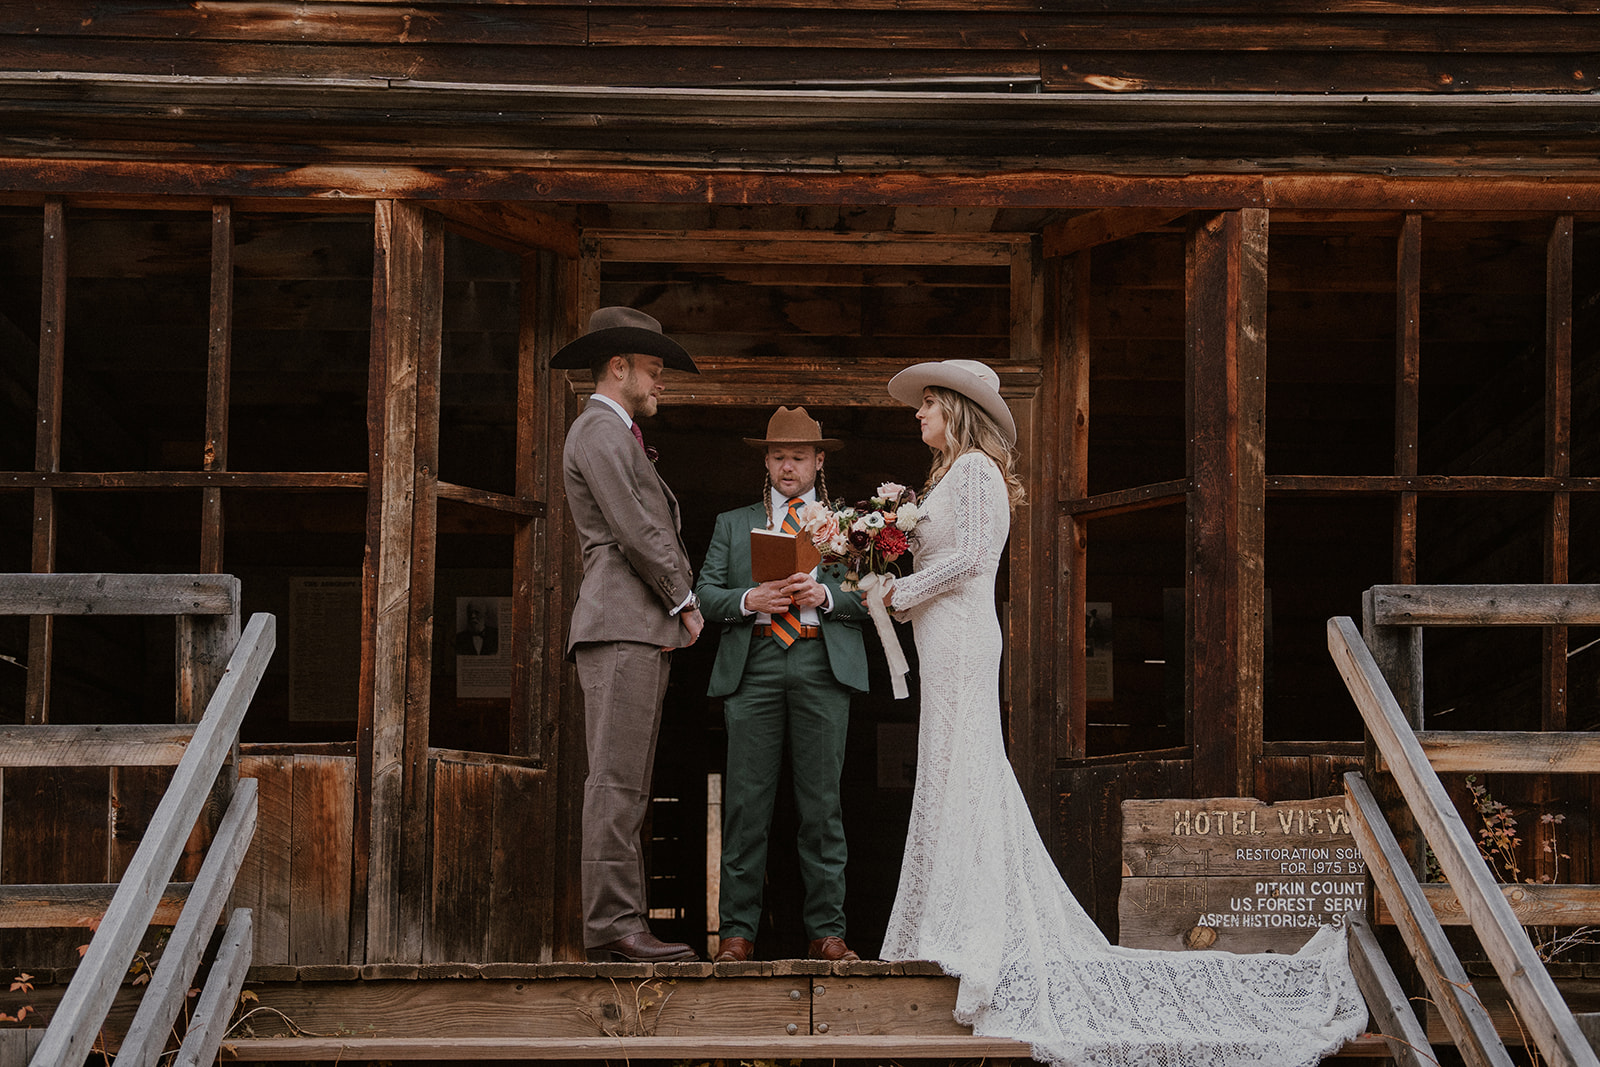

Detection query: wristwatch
(682, 592), (701, 614)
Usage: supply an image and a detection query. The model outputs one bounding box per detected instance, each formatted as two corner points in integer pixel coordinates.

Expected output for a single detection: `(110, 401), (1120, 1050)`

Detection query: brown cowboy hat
(743, 406), (844, 450)
(549, 306), (699, 372)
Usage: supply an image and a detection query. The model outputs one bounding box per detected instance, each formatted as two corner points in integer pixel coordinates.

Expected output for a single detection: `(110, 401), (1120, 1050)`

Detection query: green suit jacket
(696, 502), (870, 698)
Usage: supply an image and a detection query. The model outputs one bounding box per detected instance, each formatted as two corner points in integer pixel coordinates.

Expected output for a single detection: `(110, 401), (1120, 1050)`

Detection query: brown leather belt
(753, 623), (821, 639)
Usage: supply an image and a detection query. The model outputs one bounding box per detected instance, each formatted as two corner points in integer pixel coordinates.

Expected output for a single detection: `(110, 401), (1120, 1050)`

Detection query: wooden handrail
(116, 779), (258, 1067)
(1406, 731), (1600, 774)
(0, 573), (238, 616)
(0, 723), (195, 767)
(1343, 913), (1437, 1067)
(1344, 771), (1513, 1067)
(28, 612), (275, 1067)
(0, 882), (192, 928)
(1368, 584), (1600, 627)
(1330, 614), (1600, 1067)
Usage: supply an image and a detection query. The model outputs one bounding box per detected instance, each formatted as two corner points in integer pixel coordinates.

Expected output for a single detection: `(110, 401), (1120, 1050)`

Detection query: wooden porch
(2, 958), (1396, 1064)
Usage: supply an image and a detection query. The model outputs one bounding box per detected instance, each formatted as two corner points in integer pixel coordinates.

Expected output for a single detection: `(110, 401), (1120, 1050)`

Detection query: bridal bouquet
(797, 481), (920, 699)
(797, 481), (921, 588)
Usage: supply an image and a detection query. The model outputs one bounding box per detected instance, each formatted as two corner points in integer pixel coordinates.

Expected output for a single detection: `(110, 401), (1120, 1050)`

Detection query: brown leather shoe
(586, 930), (697, 963)
(807, 936), (861, 962)
(713, 936), (755, 963)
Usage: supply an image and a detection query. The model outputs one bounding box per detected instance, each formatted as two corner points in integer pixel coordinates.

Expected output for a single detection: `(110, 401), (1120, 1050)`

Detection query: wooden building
(1, 2), (1599, 990)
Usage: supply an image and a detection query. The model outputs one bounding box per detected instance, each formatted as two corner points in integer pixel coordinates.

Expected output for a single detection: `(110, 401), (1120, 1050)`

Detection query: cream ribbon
(857, 572), (909, 699)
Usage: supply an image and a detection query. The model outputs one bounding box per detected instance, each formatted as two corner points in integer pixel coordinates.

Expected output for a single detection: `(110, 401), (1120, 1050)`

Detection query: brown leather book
(750, 528), (822, 583)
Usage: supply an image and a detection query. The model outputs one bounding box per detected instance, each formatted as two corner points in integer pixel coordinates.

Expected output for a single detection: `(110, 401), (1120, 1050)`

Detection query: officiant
(695, 406), (869, 964)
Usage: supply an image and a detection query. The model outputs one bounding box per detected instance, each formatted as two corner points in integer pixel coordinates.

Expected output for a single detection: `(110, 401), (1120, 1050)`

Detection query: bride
(878, 359), (1367, 1067)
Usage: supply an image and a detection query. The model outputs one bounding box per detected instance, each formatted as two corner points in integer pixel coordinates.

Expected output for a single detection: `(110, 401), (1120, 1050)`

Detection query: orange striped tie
(770, 496), (805, 647)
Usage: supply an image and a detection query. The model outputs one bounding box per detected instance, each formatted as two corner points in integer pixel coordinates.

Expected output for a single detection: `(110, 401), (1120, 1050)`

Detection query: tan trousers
(574, 640), (673, 948)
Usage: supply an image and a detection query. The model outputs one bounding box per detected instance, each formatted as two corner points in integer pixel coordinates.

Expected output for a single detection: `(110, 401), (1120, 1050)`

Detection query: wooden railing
(1328, 584), (1600, 1067)
(0, 573), (275, 1067)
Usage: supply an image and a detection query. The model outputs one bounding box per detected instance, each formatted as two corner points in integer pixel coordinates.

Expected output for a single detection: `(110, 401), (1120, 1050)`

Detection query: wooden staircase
(0, 574), (274, 1067)
(1330, 583), (1600, 1067)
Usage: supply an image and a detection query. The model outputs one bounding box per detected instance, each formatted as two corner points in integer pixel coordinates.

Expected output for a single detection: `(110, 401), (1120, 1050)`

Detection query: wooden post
(1394, 214), (1421, 585)
(511, 251), (549, 760)
(361, 201), (445, 964)
(200, 200), (233, 575)
(1054, 251), (1090, 763)
(1008, 238), (1051, 844)
(1184, 209), (1267, 799)
(1541, 215), (1574, 887)
(26, 198), (65, 725)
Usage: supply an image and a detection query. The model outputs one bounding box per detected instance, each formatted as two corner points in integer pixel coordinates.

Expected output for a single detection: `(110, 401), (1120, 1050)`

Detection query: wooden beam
(1185, 209), (1267, 798)
(1343, 771), (1515, 1067)
(1376, 882), (1600, 929)
(435, 481), (544, 517)
(0, 882), (192, 928)
(176, 574), (242, 725)
(430, 202), (581, 259)
(26, 196), (65, 725)
(1332, 623), (1598, 1067)
(1268, 474), (1600, 494)
(1369, 584), (1600, 626)
(1407, 731), (1600, 774)
(595, 231), (1024, 266)
(1065, 478), (1187, 518)
(1043, 208), (1188, 257)
(0, 573), (239, 616)
(1, 471), (367, 488)
(0, 724), (196, 767)
(510, 250), (550, 761)
(29, 613), (274, 1067)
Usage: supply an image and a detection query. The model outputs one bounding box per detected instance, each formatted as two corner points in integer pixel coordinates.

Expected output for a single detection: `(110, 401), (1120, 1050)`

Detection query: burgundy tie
(630, 422), (658, 462)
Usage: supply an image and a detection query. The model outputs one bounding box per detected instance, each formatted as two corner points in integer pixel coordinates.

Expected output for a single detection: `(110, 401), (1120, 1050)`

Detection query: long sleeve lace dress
(882, 451), (1367, 1067)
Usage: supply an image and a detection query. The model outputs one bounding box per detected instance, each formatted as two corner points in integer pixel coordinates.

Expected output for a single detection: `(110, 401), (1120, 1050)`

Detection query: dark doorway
(641, 402), (933, 959)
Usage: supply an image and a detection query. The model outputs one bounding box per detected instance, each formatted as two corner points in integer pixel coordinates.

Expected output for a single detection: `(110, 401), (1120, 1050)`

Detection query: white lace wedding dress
(882, 452), (1367, 1067)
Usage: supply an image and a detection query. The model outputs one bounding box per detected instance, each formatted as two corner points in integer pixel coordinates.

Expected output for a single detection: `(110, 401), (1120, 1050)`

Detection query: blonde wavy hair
(922, 386), (1026, 509)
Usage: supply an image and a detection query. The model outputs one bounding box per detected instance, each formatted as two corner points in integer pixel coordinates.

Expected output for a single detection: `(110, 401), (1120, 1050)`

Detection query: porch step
(217, 1033), (1397, 1061)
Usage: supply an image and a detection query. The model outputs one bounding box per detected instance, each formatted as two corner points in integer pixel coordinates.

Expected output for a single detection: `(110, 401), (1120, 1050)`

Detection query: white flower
(828, 532), (851, 555)
(894, 503), (921, 531)
(876, 481), (907, 501)
(861, 511), (885, 531)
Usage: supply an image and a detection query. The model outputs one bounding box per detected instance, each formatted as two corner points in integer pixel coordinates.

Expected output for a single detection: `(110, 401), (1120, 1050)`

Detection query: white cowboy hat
(887, 359), (1017, 447)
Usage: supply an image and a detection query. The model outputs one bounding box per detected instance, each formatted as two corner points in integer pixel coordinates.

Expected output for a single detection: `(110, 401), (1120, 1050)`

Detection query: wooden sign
(1118, 796), (1367, 954)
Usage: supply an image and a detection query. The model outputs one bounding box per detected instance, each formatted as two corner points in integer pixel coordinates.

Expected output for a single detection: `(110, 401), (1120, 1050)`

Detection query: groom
(554, 306), (705, 963)
(696, 407), (869, 963)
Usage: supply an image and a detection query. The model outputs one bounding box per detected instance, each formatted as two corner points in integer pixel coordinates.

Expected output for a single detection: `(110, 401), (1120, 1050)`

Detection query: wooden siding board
(290, 755), (354, 966)
(236, 755), (294, 968)
(426, 759), (493, 964)
(487, 763), (546, 963)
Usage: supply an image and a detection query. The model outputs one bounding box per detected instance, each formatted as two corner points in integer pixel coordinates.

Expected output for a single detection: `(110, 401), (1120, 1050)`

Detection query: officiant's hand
(780, 573), (828, 610)
(745, 580), (795, 615)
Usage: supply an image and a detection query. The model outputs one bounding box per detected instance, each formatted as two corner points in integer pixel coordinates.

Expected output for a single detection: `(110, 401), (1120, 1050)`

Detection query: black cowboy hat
(549, 306), (699, 373)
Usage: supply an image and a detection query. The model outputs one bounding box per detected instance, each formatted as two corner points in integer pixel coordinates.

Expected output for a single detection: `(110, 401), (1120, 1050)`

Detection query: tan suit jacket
(562, 400), (696, 654)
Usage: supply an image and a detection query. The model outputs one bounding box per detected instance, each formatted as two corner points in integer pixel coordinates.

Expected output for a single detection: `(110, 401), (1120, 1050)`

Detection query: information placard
(1118, 796), (1366, 953)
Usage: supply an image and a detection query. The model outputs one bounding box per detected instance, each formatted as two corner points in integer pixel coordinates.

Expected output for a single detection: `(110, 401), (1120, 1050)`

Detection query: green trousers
(719, 633), (851, 942)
